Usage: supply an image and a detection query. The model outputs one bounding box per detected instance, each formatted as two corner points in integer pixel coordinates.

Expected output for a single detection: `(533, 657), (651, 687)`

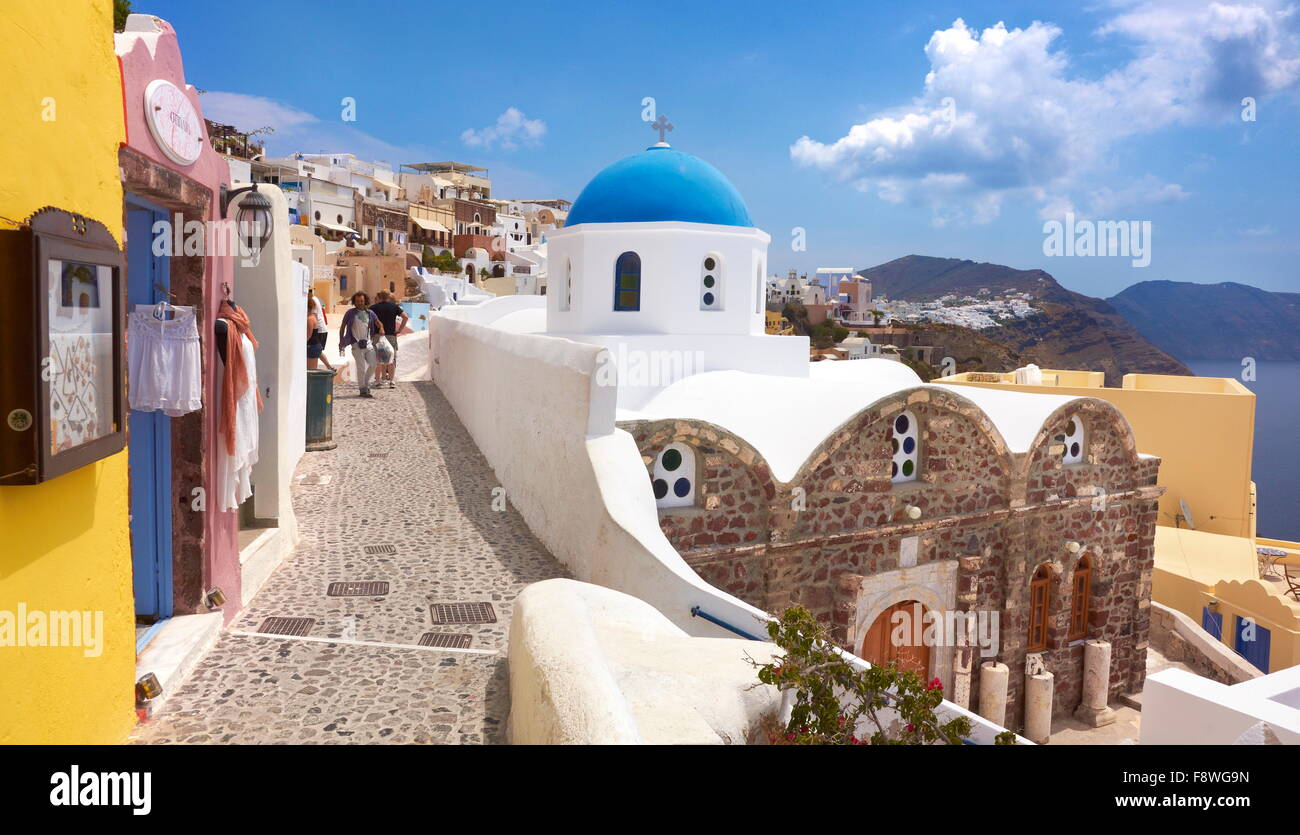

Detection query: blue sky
(147, 0), (1299, 298)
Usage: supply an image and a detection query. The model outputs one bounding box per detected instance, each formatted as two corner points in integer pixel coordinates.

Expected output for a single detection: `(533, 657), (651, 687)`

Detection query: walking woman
(307, 304), (335, 371)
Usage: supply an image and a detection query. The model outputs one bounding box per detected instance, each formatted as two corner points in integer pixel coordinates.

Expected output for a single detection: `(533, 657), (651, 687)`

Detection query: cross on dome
(651, 114), (673, 146)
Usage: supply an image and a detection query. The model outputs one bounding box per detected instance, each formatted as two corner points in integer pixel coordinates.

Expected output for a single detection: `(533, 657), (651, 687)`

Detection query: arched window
(1069, 555), (1092, 640)
(701, 254), (722, 310)
(1061, 415), (1085, 465)
(1028, 564), (1051, 651)
(651, 443), (695, 508)
(558, 258), (572, 312)
(614, 251), (641, 311)
(889, 410), (919, 483)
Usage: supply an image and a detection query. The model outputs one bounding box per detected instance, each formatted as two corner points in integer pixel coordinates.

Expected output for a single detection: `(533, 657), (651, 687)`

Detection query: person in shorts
(367, 290), (408, 388)
(306, 306), (335, 371)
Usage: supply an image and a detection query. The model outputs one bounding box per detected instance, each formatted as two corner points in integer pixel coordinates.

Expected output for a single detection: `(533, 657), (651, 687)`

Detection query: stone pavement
(131, 379), (568, 744)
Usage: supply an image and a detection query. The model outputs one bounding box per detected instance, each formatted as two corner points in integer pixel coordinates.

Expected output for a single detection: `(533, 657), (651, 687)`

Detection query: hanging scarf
(218, 299), (263, 456)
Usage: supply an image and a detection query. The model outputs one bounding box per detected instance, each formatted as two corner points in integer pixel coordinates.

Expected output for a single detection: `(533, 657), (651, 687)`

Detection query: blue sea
(1187, 361), (1300, 542)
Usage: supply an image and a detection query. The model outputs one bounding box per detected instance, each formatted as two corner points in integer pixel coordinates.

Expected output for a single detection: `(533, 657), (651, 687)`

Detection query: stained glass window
(614, 251), (640, 311)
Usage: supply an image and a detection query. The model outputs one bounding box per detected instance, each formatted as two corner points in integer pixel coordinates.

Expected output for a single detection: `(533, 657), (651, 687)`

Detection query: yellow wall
(0, 0), (136, 744)
(939, 371), (1257, 539)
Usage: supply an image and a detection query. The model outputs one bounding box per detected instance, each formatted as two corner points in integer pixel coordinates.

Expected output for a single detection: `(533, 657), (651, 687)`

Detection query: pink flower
(772, 666), (783, 678)
(849, 735), (859, 745)
(927, 677), (943, 691)
(906, 722), (916, 733)
(785, 733), (795, 742)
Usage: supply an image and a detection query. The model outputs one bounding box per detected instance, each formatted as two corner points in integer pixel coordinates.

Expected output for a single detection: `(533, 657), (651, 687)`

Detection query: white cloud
(791, 2), (1300, 224)
(460, 107), (547, 151)
(198, 91), (429, 163)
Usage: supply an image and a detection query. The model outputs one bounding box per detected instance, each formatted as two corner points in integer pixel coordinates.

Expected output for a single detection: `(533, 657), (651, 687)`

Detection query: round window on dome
(1061, 416), (1086, 465)
(653, 442), (696, 508)
(701, 253), (723, 311)
(889, 410), (920, 484)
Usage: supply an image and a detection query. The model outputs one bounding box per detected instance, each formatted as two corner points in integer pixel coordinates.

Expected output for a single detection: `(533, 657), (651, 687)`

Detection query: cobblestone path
(131, 380), (568, 744)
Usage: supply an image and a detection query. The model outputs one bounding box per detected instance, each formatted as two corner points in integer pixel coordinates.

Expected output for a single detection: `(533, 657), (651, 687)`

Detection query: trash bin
(306, 369), (337, 451)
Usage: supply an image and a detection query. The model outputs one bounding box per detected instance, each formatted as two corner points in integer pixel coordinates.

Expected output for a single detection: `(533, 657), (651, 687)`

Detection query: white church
(469, 137), (811, 408)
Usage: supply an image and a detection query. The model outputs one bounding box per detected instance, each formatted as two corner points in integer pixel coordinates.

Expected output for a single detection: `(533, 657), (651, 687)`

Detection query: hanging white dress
(127, 306), (203, 415)
(215, 329), (261, 512)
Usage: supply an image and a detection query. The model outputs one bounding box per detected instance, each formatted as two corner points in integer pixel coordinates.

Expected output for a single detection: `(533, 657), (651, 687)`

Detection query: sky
(144, 0), (1300, 299)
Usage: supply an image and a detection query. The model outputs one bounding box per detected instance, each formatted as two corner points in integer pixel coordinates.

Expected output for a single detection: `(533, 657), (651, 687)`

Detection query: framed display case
(0, 208), (126, 484)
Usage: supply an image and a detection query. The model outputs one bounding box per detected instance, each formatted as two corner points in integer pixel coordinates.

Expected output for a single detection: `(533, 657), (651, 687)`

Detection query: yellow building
(937, 367), (1300, 673)
(765, 310), (795, 336)
(0, 0), (137, 743)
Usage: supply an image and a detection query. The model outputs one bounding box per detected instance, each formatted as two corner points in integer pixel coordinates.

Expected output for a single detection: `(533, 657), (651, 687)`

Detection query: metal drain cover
(430, 602), (497, 625)
(368, 452), (389, 459)
(364, 544), (397, 555)
(327, 581), (390, 597)
(418, 632), (472, 649)
(258, 617), (316, 637)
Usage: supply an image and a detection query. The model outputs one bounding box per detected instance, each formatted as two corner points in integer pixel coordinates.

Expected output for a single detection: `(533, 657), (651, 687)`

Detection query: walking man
(339, 291), (381, 398)
(368, 290), (408, 388)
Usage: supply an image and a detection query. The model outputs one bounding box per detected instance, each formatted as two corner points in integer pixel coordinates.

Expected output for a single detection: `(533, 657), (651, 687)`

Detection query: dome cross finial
(651, 114), (673, 145)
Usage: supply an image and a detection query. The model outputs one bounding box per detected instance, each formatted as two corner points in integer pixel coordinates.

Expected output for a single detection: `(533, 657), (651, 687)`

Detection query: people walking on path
(368, 290), (408, 389)
(338, 291), (382, 398)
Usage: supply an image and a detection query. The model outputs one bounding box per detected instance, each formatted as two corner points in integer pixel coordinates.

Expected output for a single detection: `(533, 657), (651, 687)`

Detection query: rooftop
(939, 369), (1254, 396)
(402, 161), (488, 174)
(566, 144), (753, 228)
(618, 359), (1087, 482)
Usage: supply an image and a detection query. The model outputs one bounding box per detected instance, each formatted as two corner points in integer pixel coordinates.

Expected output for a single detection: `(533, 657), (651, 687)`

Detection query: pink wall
(117, 15), (241, 620)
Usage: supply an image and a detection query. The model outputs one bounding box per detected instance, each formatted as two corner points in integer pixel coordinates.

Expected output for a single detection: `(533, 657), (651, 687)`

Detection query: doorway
(860, 600), (932, 679)
(126, 198), (173, 649)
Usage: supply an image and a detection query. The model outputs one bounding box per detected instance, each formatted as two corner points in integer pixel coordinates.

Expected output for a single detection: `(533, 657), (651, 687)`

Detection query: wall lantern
(204, 587), (227, 610)
(0, 208), (125, 484)
(220, 184), (274, 255)
(1065, 540), (1083, 554)
(906, 505), (922, 520)
(136, 672), (163, 703)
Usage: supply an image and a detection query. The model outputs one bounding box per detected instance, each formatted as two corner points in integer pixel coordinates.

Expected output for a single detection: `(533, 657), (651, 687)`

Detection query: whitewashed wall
(546, 221), (769, 337)
(237, 185), (306, 526)
(1141, 666), (1300, 744)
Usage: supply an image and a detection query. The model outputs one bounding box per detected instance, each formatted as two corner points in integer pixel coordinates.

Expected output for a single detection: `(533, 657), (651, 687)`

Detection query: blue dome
(566, 145), (753, 227)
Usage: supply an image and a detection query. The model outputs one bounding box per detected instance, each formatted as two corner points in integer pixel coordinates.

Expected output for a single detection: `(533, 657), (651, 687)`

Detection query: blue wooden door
(126, 201), (173, 621)
(1201, 607), (1222, 640)
(1234, 615), (1271, 673)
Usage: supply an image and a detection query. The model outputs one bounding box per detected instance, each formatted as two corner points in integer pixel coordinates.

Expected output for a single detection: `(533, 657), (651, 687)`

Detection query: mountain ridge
(1107, 279), (1300, 361)
(857, 255), (1192, 384)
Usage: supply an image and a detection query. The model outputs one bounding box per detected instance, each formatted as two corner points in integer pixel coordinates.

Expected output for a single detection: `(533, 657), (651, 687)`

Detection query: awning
(316, 220), (355, 234)
(410, 216), (449, 233)
(374, 177), (401, 192)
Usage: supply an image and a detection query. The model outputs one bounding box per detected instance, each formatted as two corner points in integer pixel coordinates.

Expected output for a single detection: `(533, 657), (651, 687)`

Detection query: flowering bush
(752, 606), (1005, 745)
